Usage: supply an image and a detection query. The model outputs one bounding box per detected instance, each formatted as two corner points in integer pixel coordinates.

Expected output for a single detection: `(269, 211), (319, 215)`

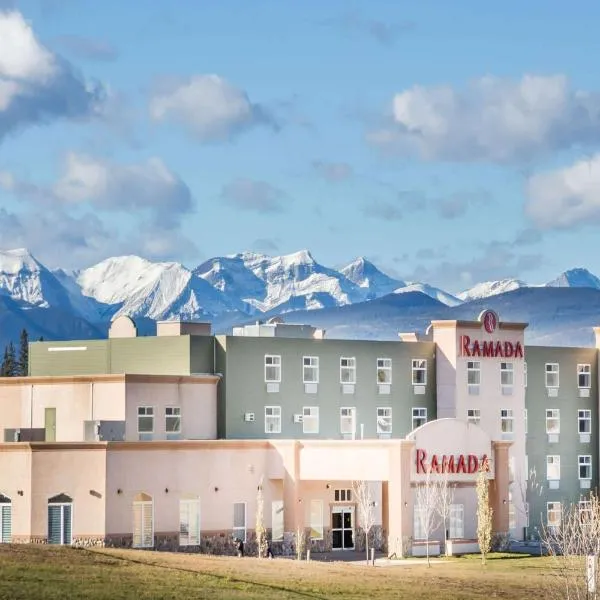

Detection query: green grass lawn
(0, 545), (557, 600)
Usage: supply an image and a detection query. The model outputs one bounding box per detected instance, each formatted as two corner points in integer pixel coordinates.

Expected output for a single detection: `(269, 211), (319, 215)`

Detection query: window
(449, 504), (464, 539)
(524, 409), (528, 434)
(546, 409), (560, 434)
(179, 498), (200, 546)
(264, 355), (281, 383)
(264, 406), (281, 434)
(547, 502), (562, 529)
(302, 407), (319, 434)
(467, 409), (480, 426)
(467, 361), (481, 385)
(137, 406), (154, 441)
(165, 407), (181, 440)
(132, 493), (153, 548)
(272, 501), (284, 541)
(578, 364), (591, 389)
(377, 407), (392, 435)
(501, 409), (513, 438)
(580, 500), (592, 522)
(340, 357), (356, 384)
(340, 408), (356, 435)
(303, 356), (319, 383)
(508, 492), (516, 530)
(547, 455), (561, 481)
(500, 362), (514, 387)
(309, 500), (323, 540)
(579, 409), (592, 433)
(524, 362), (527, 387)
(0, 495), (11, 543)
(545, 363), (559, 388)
(233, 502), (246, 542)
(414, 505), (426, 540)
(579, 455), (592, 480)
(412, 359), (427, 385)
(48, 494), (73, 545)
(377, 358), (392, 384)
(412, 407), (427, 429)
(334, 489), (352, 502)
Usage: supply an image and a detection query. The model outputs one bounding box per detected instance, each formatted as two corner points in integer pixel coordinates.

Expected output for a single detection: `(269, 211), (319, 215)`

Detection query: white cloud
(368, 74), (600, 162)
(526, 155), (600, 229)
(53, 153), (193, 227)
(149, 74), (272, 142)
(0, 9), (105, 141)
(220, 178), (288, 213)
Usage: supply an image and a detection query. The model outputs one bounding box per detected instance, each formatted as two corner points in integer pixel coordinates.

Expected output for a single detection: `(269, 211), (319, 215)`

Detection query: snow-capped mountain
(196, 249), (365, 313)
(394, 282), (462, 307)
(0, 248), (73, 309)
(545, 268), (600, 290)
(339, 257), (403, 298)
(3, 246), (600, 349)
(458, 279), (528, 302)
(75, 255), (241, 320)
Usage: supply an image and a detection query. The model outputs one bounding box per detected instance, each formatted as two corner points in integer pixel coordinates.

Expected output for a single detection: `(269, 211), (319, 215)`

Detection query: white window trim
(132, 498), (153, 549)
(264, 406), (282, 434)
(545, 363), (559, 388)
(500, 362), (514, 387)
(302, 406), (319, 435)
(545, 409), (560, 434)
(340, 407), (356, 435)
(467, 409), (481, 425)
(376, 407), (392, 434)
(411, 359), (427, 386)
(578, 455), (592, 480)
(501, 409), (514, 435)
(412, 407), (427, 430)
(547, 501), (561, 528)
(264, 355), (282, 383)
(524, 361), (528, 387)
(546, 455), (561, 481)
(467, 361), (481, 386)
(524, 409), (528, 434)
(179, 498), (201, 546)
(137, 406), (154, 434)
(340, 357), (356, 384)
(377, 358), (393, 384)
(578, 364), (591, 389)
(233, 501), (247, 542)
(165, 406), (181, 435)
(302, 356), (319, 384)
(48, 501), (73, 545)
(579, 409), (592, 433)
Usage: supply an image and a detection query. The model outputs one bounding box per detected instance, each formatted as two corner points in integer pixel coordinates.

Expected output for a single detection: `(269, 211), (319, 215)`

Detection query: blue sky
(1, 0), (600, 293)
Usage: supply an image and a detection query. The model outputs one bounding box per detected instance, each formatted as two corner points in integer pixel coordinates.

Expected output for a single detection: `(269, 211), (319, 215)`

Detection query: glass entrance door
(331, 506), (354, 550)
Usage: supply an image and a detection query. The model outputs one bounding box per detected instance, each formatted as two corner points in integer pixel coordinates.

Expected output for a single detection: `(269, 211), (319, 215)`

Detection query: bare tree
(255, 476), (269, 558)
(353, 480), (376, 564)
(295, 525), (306, 561)
(414, 468), (442, 567)
(434, 470), (456, 555)
(541, 492), (600, 600)
(476, 458), (493, 565)
(513, 464), (544, 540)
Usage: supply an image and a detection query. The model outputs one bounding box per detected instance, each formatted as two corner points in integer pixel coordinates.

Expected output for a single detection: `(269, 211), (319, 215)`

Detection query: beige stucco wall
(0, 448), (32, 539)
(30, 447), (107, 539)
(124, 381), (217, 441)
(0, 384), (25, 433)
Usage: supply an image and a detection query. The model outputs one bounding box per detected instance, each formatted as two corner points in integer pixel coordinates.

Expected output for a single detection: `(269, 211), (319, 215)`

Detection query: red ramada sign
(460, 335), (524, 359)
(416, 449), (491, 475)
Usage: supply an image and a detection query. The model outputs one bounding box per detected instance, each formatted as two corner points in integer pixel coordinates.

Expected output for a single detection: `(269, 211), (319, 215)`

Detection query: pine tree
(18, 329), (29, 376)
(0, 347), (8, 377)
(4, 342), (16, 377)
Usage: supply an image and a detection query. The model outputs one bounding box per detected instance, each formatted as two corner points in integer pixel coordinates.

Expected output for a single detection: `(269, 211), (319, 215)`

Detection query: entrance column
(279, 441), (304, 534)
(489, 441), (511, 535)
(383, 440), (414, 557)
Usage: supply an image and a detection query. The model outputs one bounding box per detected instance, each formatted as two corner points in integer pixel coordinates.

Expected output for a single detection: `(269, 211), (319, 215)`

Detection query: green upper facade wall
(29, 335), (215, 376)
(216, 335), (437, 440)
(524, 345), (599, 532)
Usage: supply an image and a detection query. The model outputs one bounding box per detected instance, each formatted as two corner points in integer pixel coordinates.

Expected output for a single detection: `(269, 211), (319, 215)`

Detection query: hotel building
(0, 310), (597, 556)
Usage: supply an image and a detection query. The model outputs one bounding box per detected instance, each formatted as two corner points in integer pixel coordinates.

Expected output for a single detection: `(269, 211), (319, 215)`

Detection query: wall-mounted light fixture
(165, 488), (169, 494)
(325, 484), (331, 489)
(117, 488), (123, 495)
(89, 490), (102, 499)
(503, 499), (507, 505)
(17, 490), (23, 497)
(214, 486), (219, 493)
(404, 501), (408, 507)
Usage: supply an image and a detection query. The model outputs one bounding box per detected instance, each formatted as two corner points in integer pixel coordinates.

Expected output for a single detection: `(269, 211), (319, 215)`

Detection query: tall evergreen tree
(18, 329), (29, 376)
(4, 342), (16, 377)
(0, 347), (8, 377)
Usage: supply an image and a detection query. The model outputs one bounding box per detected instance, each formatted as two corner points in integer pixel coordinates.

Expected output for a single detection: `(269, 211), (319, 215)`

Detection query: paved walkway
(307, 551), (446, 566)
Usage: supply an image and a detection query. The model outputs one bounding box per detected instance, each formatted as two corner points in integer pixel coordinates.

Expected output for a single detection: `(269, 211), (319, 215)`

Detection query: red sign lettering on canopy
(460, 335), (524, 359)
(416, 448), (490, 475)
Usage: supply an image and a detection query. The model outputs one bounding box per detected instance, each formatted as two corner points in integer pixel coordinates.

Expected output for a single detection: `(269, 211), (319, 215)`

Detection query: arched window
(132, 493), (153, 548)
(179, 495), (200, 546)
(0, 494), (11, 543)
(48, 493), (72, 545)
